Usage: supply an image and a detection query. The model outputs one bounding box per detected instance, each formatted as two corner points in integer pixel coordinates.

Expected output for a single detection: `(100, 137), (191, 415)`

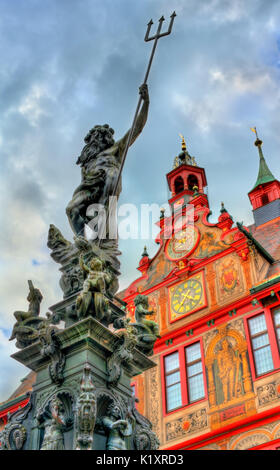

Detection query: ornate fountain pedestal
(3, 317), (158, 450)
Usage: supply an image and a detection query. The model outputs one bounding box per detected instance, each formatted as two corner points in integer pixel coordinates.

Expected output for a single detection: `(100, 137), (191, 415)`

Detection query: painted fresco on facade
(215, 255), (245, 304)
(204, 323), (255, 430)
(144, 251), (174, 290)
(193, 228), (228, 259)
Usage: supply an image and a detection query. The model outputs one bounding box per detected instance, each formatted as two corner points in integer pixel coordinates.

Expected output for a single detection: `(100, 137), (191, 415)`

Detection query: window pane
(165, 352), (179, 373)
(248, 314), (274, 376)
(164, 352), (182, 412)
(254, 346), (274, 376)
(166, 371), (180, 387)
(188, 374), (205, 402)
(166, 383), (182, 411)
(187, 361), (202, 378)
(252, 333), (270, 350)
(248, 314), (266, 336)
(185, 342), (205, 403)
(274, 310), (280, 327)
(186, 343), (201, 363)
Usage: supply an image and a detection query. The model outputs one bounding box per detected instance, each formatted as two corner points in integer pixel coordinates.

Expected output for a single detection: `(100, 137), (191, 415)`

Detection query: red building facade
(126, 135), (280, 450)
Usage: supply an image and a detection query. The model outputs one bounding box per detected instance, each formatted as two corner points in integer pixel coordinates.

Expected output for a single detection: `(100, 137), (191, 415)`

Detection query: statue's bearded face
(85, 124), (115, 149)
(77, 124), (115, 166)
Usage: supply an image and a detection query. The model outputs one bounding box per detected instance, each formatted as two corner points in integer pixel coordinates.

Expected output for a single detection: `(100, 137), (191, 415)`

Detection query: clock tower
(166, 136), (208, 214)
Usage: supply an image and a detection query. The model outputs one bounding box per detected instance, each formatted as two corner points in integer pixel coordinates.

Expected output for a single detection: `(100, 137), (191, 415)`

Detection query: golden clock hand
(177, 289), (192, 310)
(185, 293), (195, 301)
(177, 292), (188, 310)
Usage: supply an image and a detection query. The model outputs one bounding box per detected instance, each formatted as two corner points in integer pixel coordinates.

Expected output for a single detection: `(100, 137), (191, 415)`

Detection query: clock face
(169, 273), (206, 322)
(166, 225), (199, 261)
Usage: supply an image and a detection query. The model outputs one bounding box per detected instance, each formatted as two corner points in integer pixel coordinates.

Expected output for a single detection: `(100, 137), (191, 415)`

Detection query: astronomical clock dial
(165, 225), (199, 261)
(169, 272), (207, 322)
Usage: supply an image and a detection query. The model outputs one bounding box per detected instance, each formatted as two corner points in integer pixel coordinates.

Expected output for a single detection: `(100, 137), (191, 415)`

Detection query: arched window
(187, 174), (199, 190)
(174, 176), (184, 194)
(261, 193), (269, 206)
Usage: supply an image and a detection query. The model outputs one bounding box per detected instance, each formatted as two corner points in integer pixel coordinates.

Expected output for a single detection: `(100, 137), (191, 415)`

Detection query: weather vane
(250, 127), (259, 139)
(250, 126), (262, 146)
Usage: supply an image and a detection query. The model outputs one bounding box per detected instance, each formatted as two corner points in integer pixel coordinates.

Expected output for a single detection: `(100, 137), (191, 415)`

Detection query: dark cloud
(12, 177), (46, 209)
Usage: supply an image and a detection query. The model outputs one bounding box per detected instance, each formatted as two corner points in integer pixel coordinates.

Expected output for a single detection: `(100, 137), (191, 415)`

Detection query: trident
(97, 12), (176, 245)
(115, 11), (176, 191)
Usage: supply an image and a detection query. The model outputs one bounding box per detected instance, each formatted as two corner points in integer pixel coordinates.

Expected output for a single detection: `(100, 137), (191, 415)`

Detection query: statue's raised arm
(116, 83), (150, 162)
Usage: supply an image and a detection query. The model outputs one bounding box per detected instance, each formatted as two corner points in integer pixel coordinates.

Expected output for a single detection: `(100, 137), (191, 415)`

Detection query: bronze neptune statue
(66, 84), (149, 239)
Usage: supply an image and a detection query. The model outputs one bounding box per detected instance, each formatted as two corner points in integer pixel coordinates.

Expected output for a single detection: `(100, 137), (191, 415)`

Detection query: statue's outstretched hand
(139, 83), (149, 102)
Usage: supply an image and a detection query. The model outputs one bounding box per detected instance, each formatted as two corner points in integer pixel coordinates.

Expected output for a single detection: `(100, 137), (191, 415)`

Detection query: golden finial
(179, 134), (187, 152)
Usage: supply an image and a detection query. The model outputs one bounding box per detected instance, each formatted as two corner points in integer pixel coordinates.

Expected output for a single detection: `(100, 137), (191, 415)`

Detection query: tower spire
(179, 133), (187, 152)
(250, 128), (276, 190)
(173, 134), (197, 168)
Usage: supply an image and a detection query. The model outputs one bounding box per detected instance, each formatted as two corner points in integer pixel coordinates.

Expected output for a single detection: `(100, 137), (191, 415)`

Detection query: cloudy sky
(0, 0), (280, 400)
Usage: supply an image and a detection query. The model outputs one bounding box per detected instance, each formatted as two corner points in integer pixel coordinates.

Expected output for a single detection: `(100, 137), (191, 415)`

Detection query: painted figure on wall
(195, 231), (227, 259)
(216, 339), (242, 403)
(205, 325), (254, 412)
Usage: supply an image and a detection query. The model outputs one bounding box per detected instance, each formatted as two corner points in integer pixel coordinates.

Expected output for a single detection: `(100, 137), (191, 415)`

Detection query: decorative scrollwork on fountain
(38, 323), (66, 385)
(127, 395), (160, 450)
(0, 393), (33, 451)
(107, 321), (137, 387)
